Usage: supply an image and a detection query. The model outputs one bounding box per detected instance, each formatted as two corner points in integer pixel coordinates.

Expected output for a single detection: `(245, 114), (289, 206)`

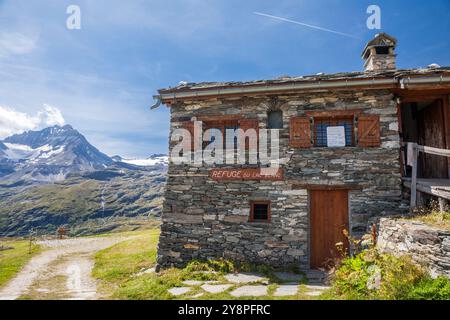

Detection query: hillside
(0, 164), (165, 237)
(0, 125), (166, 237)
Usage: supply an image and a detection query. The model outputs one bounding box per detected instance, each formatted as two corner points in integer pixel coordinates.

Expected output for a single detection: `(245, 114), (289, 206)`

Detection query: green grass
(406, 210), (450, 231)
(0, 239), (41, 288)
(93, 229), (160, 282)
(92, 229), (318, 300)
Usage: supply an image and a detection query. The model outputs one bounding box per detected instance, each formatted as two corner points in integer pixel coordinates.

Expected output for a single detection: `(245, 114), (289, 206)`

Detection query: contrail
(253, 12), (360, 39)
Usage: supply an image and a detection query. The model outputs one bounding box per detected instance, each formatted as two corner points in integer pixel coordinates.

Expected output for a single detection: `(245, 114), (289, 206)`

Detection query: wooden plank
(417, 100), (449, 178)
(403, 179), (450, 200)
(397, 101), (406, 176)
(357, 115), (381, 147)
(410, 144), (418, 209)
(305, 109), (362, 118)
(443, 96), (450, 177)
(291, 184), (363, 190)
(417, 145), (450, 157)
(439, 198), (447, 213)
(290, 117), (312, 148)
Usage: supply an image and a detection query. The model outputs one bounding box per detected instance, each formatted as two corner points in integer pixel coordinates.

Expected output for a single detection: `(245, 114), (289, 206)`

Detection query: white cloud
(0, 31), (38, 57)
(39, 104), (66, 128)
(0, 104), (65, 139)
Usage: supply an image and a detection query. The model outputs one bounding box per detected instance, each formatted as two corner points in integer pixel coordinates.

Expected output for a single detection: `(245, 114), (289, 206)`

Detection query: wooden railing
(407, 142), (450, 210)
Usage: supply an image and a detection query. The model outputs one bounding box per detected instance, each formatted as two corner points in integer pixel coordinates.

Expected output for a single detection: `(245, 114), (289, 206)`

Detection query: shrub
(406, 276), (450, 300)
(330, 248), (427, 300)
(181, 258), (236, 281)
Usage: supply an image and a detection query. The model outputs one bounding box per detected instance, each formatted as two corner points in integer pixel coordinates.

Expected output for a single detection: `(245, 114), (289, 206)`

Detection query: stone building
(152, 33), (450, 270)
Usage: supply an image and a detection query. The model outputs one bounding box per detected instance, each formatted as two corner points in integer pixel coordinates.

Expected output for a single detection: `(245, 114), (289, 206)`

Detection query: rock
(305, 290), (323, 297)
(378, 218), (450, 279)
(201, 284), (232, 294)
(168, 287), (192, 296)
(274, 272), (304, 282)
(182, 280), (203, 286)
(229, 285), (268, 297)
(305, 284), (329, 291)
(224, 273), (267, 284)
(134, 267), (155, 277)
(274, 284), (299, 296)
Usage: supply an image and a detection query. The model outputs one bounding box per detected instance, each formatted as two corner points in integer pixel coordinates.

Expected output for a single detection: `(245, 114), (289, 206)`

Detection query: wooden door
(418, 100), (448, 178)
(310, 190), (349, 269)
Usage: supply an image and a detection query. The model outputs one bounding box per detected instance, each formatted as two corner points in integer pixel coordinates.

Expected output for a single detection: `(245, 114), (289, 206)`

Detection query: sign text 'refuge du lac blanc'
(210, 168), (284, 181)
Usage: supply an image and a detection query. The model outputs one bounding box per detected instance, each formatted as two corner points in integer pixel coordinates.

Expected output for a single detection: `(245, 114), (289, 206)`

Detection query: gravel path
(0, 236), (132, 300)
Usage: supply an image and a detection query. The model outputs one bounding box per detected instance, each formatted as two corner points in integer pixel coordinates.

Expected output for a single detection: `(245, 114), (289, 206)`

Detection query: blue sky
(0, 0), (449, 157)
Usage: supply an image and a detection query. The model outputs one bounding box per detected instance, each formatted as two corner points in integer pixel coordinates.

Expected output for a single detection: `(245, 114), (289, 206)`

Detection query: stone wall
(378, 218), (450, 278)
(157, 89), (408, 269)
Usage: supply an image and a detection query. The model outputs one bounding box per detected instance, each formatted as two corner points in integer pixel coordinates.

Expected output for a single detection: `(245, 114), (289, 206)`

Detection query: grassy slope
(0, 240), (41, 288)
(92, 229), (314, 300)
(0, 168), (165, 236)
(405, 210), (450, 231)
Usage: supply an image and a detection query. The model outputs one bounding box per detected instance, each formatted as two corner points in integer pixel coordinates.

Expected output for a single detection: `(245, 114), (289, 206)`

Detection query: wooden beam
(410, 143), (418, 210)
(442, 96), (450, 177)
(291, 184), (364, 190)
(439, 198), (447, 213)
(416, 145), (450, 157)
(403, 180), (450, 200)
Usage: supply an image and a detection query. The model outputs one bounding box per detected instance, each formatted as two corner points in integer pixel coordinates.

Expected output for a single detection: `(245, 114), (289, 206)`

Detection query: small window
(268, 110), (283, 129)
(202, 121), (240, 150)
(250, 201), (271, 222)
(375, 46), (390, 54)
(314, 117), (354, 147)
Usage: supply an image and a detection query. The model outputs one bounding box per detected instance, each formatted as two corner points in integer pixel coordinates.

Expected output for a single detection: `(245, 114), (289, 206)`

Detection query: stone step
(303, 270), (329, 284)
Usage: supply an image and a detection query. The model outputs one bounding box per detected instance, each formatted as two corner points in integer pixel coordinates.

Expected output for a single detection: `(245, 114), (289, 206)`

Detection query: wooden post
(438, 198), (447, 213)
(410, 143), (418, 211)
(28, 229), (33, 254)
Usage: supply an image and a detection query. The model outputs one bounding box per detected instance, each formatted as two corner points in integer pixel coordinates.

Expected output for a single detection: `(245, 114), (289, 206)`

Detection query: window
(375, 46), (390, 54)
(314, 117), (354, 147)
(268, 110), (283, 129)
(250, 201), (271, 222)
(203, 120), (240, 149)
(290, 111), (380, 149)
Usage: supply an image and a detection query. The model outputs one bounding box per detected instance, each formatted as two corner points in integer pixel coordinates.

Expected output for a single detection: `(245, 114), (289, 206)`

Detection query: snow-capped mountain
(0, 125), (168, 183)
(0, 142), (6, 156)
(113, 154), (168, 167)
(0, 125), (113, 182)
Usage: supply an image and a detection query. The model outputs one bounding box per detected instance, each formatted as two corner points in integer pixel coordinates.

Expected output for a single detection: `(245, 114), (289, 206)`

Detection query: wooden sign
(210, 168), (284, 181)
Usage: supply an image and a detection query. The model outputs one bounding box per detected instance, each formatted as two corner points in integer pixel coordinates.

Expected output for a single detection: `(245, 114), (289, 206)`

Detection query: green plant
(406, 276), (450, 300)
(329, 248), (427, 300)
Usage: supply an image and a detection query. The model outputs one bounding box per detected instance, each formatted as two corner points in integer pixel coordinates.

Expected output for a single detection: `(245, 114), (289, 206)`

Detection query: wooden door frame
(398, 94), (450, 177)
(307, 188), (351, 269)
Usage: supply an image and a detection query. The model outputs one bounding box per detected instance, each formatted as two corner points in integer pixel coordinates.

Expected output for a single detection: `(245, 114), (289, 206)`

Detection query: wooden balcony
(403, 142), (450, 211)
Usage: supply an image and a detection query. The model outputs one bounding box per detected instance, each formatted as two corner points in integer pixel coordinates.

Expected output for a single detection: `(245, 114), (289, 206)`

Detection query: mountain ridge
(0, 125), (167, 182)
(0, 125), (166, 236)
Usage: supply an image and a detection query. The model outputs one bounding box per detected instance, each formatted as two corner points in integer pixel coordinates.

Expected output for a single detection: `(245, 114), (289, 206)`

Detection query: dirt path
(0, 236), (133, 300)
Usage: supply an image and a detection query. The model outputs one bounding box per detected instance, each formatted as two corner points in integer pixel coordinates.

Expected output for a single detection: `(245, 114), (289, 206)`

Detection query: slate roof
(158, 66), (450, 94)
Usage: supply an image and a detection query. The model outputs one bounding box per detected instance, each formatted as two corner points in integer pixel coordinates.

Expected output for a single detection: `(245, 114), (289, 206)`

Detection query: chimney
(362, 33), (397, 72)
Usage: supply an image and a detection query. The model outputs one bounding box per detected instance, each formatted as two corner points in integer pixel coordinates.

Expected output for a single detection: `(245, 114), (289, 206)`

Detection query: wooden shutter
(181, 121), (195, 151)
(357, 115), (380, 147)
(239, 119), (259, 150)
(290, 117), (312, 148)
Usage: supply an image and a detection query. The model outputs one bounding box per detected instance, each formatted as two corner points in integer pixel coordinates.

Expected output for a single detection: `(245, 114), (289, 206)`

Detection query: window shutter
(239, 119), (259, 150)
(290, 117), (312, 148)
(181, 121), (195, 151)
(357, 115), (380, 147)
